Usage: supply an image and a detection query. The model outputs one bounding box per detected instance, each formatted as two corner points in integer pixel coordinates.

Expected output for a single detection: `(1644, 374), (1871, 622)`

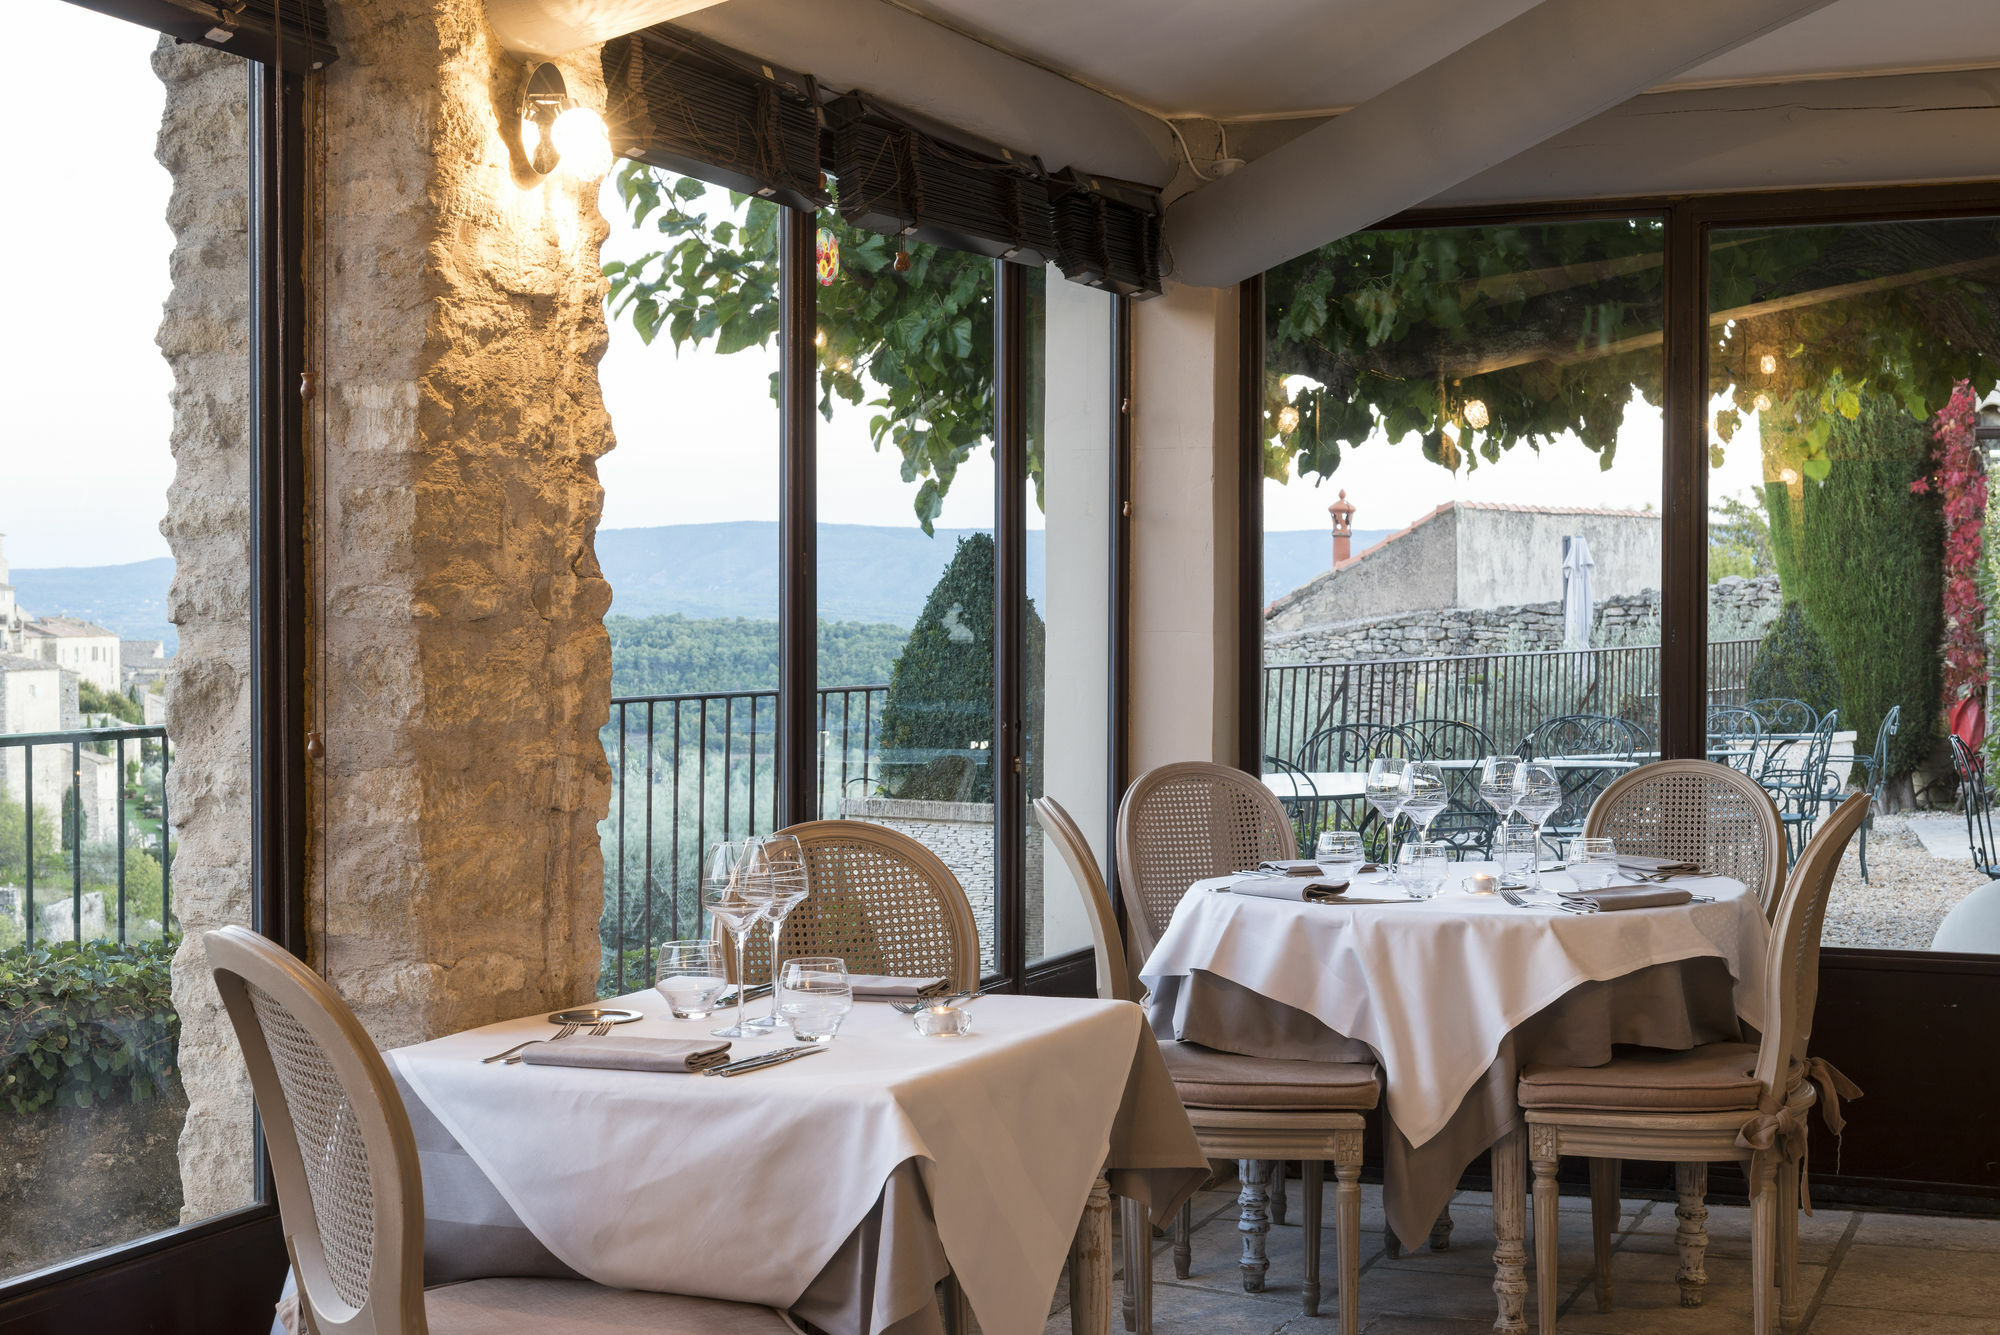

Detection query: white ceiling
(893, 0), (2000, 118)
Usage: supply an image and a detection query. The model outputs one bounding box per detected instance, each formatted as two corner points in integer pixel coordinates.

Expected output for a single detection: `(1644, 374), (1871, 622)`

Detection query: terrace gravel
(1821, 812), (1992, 951)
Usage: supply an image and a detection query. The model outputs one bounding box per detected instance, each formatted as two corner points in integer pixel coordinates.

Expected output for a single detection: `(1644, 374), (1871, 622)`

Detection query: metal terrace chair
(1518, 714), (1650, 843)
(1747, 698), (1819, 736)
(1705, 705), (1766, 775)
(1263, 753), (1328, 857)
(1295, 722), (1415, 861)
(1854, 706), (1900, 882)
(1949, 733), (2000, 879)
(205, 925), (797, 1335)
(1760, 711), (1841, 862)
(1584, 759), (1785, 917)
(1404, 719), (1499, 857)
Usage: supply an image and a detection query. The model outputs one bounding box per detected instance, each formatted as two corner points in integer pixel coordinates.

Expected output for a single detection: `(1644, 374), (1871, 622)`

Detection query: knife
(703, 1045), (828, 1077)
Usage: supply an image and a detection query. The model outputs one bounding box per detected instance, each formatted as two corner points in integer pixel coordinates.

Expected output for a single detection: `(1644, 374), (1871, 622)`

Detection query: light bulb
(521, 114), (547, 159)
(1779, 467), (1800, 485)
(1752, 393), (1772, 412)
(550, 106), (613, 180)
(815, 329), (827, 348)
(1276, 405), (1300, 436)
(1759, 353), (1778, 376)
(1462, 398), (1490, 430)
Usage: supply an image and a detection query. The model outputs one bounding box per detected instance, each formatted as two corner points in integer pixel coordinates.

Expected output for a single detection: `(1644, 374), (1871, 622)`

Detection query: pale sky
(0, 0), (1758, 568)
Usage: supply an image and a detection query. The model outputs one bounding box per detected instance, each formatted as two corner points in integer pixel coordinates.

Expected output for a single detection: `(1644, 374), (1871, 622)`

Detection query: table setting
(1141, 810), (1771, 1258)
(382, 835), (1206, 1335)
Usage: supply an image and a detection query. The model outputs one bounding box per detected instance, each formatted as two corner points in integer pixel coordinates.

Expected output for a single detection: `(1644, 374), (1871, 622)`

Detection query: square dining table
(1142, 862), (1770, 1333)
(386, 990), (1206, 1335)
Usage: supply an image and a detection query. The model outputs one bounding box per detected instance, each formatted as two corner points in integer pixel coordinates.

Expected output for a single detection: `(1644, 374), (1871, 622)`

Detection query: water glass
(1568, 836), (1619, 890)
(778, 956), (853, 1043)
(655, 940), (726, 1019)
(1315, 830), (1364, 881)
(1495, 826), (1540, 887)
(1401, 841), (1449, 900)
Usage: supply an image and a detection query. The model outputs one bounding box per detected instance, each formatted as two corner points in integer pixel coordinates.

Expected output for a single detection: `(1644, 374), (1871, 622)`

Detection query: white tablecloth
(391, 991), (1148, 1335)
(1140, 864), (1768, 1148)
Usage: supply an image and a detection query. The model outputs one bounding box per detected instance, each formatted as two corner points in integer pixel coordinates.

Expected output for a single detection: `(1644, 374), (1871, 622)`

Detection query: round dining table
(1141, 861), (1770, 1333)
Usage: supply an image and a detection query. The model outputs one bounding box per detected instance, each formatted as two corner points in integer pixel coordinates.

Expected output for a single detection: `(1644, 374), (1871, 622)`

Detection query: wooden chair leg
(1269, 1160), (1289, 1226)
(1750, 1154), (1779, 1335)
(1120, 1194), (1151, 1335)
(1777, 1156), (1802, 1333)
(1531, 1142), (1560, 1335)
(1174, 1200), (1192, 1279)
(1069, 1175), (1114, 1335)
(1301, 1160), (1323, 1317)
(1674, 1162), (1710, 1309)
(1335, 1130), (1363, 1335)
(1237, 1158), (1272, 1293)
(1589, 1157), (1620, 1313)
(1429, 1202), (1455, 1251)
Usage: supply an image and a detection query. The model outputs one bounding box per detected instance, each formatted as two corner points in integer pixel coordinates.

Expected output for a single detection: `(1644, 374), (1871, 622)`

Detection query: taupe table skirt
(1148, 957), (1745, 1248)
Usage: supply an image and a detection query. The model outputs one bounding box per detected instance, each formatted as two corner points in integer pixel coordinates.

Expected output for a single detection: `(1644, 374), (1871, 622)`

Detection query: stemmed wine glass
(743, 834), (811, 1032)
(1400, 762), (1448, 842)
(1364, 759), (1409, 884)
(1478, 756), (1521, 831)
(1511, 764), (1563, 889)
(701, 840), (771, 1039)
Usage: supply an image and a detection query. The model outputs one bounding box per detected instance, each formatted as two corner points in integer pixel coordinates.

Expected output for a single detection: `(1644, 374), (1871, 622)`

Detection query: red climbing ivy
(1912, 381), (1987, 712)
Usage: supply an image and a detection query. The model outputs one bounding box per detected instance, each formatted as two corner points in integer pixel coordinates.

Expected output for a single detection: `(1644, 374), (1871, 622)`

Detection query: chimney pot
(1330, 489), (1355, 566)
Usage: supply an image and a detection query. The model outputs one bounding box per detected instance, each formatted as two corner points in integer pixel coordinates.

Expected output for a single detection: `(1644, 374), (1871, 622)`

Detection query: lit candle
(913, 1003), (973, 1037)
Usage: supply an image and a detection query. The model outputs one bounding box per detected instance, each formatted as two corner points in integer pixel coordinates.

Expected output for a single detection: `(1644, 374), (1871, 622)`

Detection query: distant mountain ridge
(8, 524), (1373, 646)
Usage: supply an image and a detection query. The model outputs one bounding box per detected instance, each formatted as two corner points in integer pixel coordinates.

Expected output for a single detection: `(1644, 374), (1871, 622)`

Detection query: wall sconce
(519, 62), (613, 182)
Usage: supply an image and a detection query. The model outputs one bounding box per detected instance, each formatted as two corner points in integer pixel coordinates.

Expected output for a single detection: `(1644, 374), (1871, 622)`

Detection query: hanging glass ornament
(815, 228), (840, 287)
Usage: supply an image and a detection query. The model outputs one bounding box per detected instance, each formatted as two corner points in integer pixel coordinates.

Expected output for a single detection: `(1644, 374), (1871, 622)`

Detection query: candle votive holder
(912, 1004), (974, 1037)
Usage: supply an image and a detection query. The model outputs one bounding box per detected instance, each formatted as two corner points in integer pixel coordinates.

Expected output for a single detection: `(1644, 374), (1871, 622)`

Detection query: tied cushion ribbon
(1734, 1057), (1862, 1214)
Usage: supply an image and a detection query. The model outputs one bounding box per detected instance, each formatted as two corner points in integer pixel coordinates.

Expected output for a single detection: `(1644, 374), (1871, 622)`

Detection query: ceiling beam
(1163, 0), (1844, 288)
(486, 0), (727, 57)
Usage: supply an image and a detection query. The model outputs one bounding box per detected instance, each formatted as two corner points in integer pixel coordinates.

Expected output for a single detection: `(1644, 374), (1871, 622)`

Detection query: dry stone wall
(1265, 575), (1782, 665)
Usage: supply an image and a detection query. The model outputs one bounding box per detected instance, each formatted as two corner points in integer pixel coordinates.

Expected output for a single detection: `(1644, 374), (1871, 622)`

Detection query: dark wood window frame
(1237, 181), (2000, 1205)
(0, 49), (311, 1334)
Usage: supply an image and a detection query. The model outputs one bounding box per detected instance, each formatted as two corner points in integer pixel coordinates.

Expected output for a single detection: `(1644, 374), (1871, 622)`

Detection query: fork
(483, 1023), (577, 1064)
(501, 1024), (603, 1064)
(889, 986), (995, 1015)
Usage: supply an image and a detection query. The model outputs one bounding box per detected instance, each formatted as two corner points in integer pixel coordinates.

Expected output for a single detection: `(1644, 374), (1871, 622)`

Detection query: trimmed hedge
(0, 938), (181, 1115)
(1746, 601), (1844, 723)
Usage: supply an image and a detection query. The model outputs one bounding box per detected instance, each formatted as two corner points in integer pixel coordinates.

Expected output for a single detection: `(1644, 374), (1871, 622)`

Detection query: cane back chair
(743, 820), (982, 992)
(205, 925), (797, 1335)
(1583, 759), (1786, 917)
(1115, 762), (1298, 963)
(1041, 796), (1374, 1334)
(1521, 793), (1867, 1335)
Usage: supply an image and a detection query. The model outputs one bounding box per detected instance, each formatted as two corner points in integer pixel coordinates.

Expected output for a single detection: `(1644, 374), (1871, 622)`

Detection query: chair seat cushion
(1161, 1040), (1379, 1111)
(1518, 1041), (1763, 1112)
(425, 1278), (797, 1335)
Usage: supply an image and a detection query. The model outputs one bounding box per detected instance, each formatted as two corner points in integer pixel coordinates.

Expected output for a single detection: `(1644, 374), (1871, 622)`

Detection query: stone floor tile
(1548, 1256), (1824, 1334)
(1810, 1306), (2000, 1334)
(1619, 1204), (1849, 1265)
(1351, 1317), (1498, 1335)
(1351, 1265), (1509, 1323)
(1819, 1243), (2000, 1319)
(1851, 1211), (2000, 1251)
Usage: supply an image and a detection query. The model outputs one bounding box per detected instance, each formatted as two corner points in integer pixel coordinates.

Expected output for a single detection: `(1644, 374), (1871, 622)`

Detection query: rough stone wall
(1265, 575), (1782, 665)
(312, 0), (613, 1051)
(155, 38), (257, 1224)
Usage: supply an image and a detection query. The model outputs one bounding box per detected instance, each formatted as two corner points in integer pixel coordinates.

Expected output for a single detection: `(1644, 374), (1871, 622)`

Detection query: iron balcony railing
(0, 725), (173, 950)
(1263, 638), (1761, 765)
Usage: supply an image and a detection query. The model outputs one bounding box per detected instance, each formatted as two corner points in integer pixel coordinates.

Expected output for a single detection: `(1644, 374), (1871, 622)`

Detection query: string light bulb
(1752, 392), (1772, 412)
(1759, 353), (1778, 376)
(1276, 405), (1300, 436)
(1462, 398), (1490, 430)
(1779, 467), (1800, 485)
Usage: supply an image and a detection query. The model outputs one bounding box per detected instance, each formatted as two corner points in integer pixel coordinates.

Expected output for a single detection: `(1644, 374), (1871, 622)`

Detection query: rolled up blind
(65, 0), (336, 68)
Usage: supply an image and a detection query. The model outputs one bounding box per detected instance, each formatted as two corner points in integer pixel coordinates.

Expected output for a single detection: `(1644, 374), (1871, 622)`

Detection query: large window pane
(1705, 217), (2000, 951)
(0, 3), (252, 1279)
(1026, 267), (1113, 966)
(595, 170), (783, 993)
(816, 225), (998, 974)
(1261, 219), (1666, 861)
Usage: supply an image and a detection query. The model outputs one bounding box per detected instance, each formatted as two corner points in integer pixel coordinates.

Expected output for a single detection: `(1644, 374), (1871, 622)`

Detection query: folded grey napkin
(519, 1036), (731, 1072)
(1230, 877), (1409, 905)
(1564, 884), (1694, 911)
(848, 974), (951, 1000)
(1257, 860), (1326, 877)
(1615, 855), (1700, 875)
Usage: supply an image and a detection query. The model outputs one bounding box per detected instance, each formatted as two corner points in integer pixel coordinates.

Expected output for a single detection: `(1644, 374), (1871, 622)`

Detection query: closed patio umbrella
(1562, 536), (1595, 649)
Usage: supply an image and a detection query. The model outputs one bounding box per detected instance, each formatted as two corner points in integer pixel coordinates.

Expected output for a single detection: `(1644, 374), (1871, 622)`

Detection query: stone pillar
(312, 0), (614, 1051)
(156, 38), (257, 1224)
(165, 0), (617, 1210)
(1128, 281), (1243, 777)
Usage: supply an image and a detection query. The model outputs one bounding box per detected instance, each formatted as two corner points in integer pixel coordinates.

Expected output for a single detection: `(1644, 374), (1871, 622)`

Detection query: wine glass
(1478, 757), (1521, 827)
(744, 834), (811, 1032)
(702, 840), (772, 1038)
(1315, 829), (1363, 883)
(1400, 762), (1448, 839)
(1511, 764), (1563, 888)
(777, 956), (853, 1043)
(655, 939), (726, 1019)
(1363, 759), (1409, 883)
